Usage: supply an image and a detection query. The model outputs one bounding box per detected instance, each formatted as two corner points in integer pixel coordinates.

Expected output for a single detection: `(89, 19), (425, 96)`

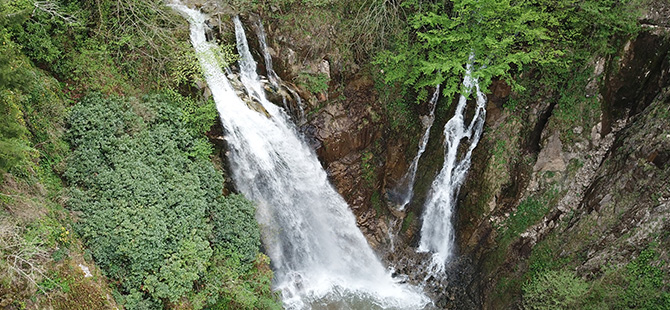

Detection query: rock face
(455, 15), (670, 309)
(575, 90), (670, 274)
(198, 1), (669, 308)
(532, 132), (565, 172)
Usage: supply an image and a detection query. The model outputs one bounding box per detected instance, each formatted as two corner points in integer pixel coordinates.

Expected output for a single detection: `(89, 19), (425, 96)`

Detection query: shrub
(296, 72), (330, 94)
(211, 194), (261, 263)
(66, 93), (279, 309)
(66, 94), (219, 307)
(522, 270), (589, 310)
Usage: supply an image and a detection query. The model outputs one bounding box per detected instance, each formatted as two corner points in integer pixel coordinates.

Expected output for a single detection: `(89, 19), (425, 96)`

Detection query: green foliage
(497, 196), (548, 246)
(377, 0), (641, 102)
(0, 29), (32, 174)
(522, 270), (589, 310)
(361, 150), (375, 186)
(527, 240), (569, 282)
(65, 93), (277, 309)
(402, 211), (415, 233)
(523, 246), (670, 310)
(371, 191), (382, 215)
(211, 194), (261, 263)
(295, 72), (330, 94)
(5, 0), (199, 94)
(192, 251), (281, 310)
(0, 25), (68, 182)
(66, 94), (217, 307)
(164, 89), (218, 136)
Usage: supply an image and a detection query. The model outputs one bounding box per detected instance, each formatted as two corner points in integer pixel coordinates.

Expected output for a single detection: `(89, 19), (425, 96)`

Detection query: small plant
(295, 72), (330, 94)
(497, 197), (549, 246)
(56, 226), (70, 247)
(361, 151), (375, 187)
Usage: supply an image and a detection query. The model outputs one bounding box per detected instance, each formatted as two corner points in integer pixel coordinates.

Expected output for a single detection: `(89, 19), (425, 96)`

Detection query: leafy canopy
(377, 0), (640, 101)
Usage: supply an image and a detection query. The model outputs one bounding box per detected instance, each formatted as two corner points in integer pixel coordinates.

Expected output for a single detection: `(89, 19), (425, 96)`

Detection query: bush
(522, 270), (589, 310)
(211, 194), (261, 263)
(295, 72), (330, 94)
(66, 94), (218, 307)
(66, 93), (279, 309)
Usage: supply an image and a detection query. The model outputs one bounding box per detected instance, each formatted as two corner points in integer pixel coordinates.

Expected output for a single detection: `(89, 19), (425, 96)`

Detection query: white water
(172, 5), (429, 309)
(252, 18), (305, 121)
(418, 62), (487, 274)
(391, 86), (441, 210)
(253, 18), (280, 88)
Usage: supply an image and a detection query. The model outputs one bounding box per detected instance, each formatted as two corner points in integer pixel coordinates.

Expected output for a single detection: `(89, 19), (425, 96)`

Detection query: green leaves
(211, 194), (261, 264)
(65, 93), (274, 309)
(413, 0), (548, 97)
(377, 0), (641, 102)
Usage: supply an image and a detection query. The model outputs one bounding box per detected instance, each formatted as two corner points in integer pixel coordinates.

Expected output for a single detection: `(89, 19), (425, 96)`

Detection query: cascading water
(252, 18), (305, 121)
(390, 86), (441, 210)
(253, 18), (280, 88)
(171, 5), (429, 309)
(418, 62), (487, 275)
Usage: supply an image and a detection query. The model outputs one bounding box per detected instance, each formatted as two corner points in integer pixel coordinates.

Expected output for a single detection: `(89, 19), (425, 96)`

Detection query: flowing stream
(171, 5), (428, 309)
(418, 62), (487, 275)
(390, 86), (441, 210)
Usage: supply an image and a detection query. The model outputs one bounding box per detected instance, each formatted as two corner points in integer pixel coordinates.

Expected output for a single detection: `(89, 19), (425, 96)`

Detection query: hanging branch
(33, 0), (79, 24)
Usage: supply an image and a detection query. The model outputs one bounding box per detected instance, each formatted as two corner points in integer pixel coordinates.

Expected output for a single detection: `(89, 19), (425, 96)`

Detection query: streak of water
(390, 86), (441, 210)
(418, 61), (487, 275)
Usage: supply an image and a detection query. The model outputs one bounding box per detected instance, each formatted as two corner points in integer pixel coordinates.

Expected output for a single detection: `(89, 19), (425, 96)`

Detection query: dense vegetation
(65, 94), (277, 309)
(376, 0), (641, 101)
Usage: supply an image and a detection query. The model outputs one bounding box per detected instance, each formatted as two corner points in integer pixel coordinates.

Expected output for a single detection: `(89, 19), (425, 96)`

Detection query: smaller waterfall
(234, 16), (266, 105)
(252, 17), (305, 121)
(390, 86), (441, 210)
(254, 18), (280, 88)
(418, 62), (487, 275)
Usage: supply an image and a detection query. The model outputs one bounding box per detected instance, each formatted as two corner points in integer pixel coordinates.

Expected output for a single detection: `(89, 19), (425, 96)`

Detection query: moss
(402, 211), (416, 233)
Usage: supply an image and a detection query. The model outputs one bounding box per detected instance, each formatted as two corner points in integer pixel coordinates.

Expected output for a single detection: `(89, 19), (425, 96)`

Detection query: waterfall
(418, 62), (487, 275)
(252, 17), (305, 121)
(171, 5), (428, 309)
(391, 86), (441, 210)
(253, 18), (280, 88)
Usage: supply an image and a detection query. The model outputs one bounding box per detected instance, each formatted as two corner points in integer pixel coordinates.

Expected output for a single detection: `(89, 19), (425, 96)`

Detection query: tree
(377, 0), (640, 101)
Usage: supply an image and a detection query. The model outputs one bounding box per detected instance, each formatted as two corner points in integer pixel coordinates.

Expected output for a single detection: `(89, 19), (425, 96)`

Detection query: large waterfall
(171, 5), (428, 309)
(418, 63), (487, 274)
(391, 86), (441, 210)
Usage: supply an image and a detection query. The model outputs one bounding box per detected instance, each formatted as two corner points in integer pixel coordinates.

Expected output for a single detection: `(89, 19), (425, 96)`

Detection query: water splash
(171, 5), (429, 309)
(389, 86), (441, 210)
(418, 62), (487, 275)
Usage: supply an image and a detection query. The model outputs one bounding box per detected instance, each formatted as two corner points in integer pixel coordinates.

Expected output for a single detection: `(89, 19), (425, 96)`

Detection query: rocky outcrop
(455, 13), (670, 308)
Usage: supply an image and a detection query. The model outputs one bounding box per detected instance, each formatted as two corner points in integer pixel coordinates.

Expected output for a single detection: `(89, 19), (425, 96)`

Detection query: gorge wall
(196, 0), (670, 308)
